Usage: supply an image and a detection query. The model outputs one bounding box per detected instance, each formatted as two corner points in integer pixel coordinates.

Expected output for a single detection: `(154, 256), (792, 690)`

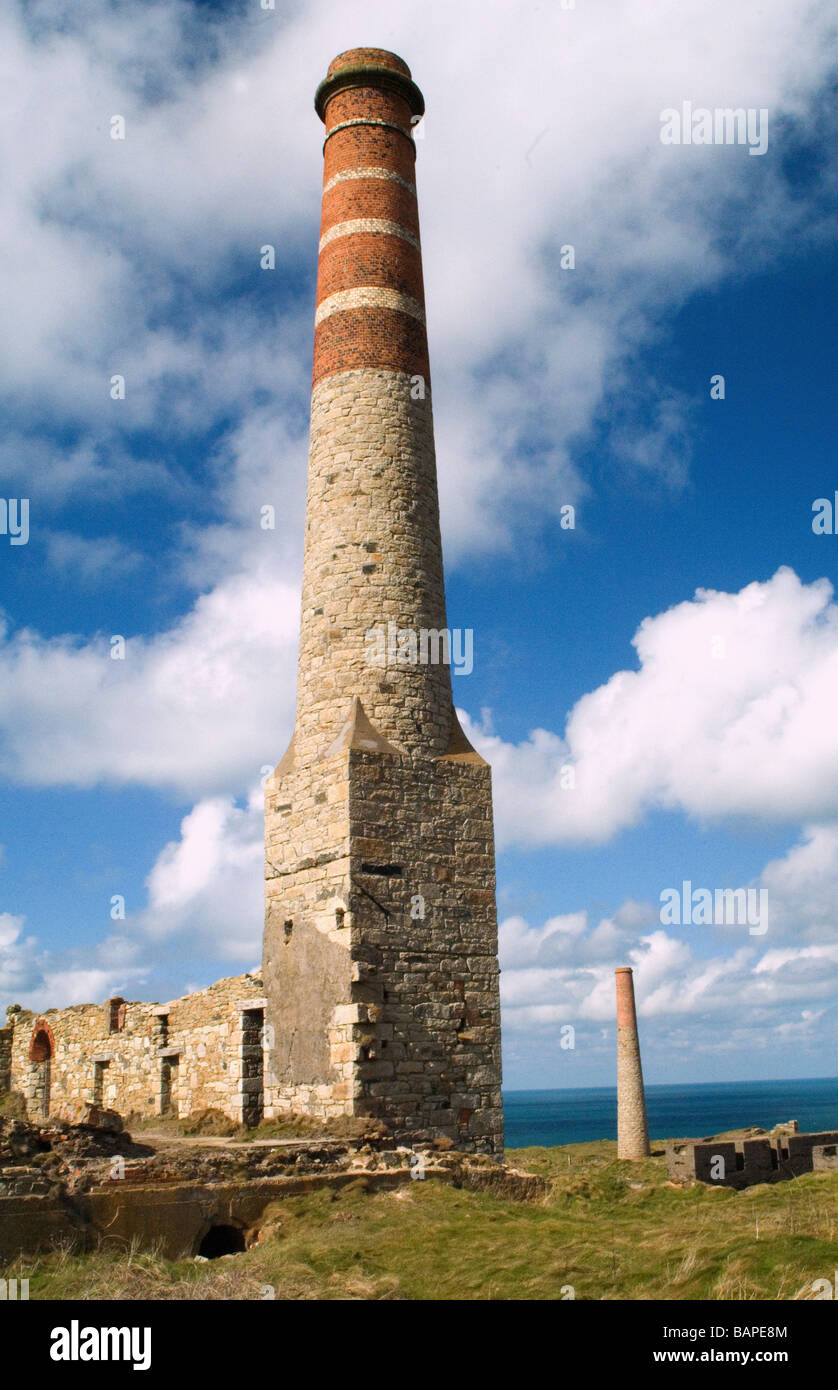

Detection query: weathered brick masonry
(262, 48), (504, 1153)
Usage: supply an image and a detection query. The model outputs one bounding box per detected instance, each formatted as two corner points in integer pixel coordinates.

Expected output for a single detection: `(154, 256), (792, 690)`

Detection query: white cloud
(3, 565), (838, 856)
(498, 817), (838, 1081)
(0, 911), (146, 1010)
(0, 570), (300, 797)
(500, 911), (838, 1056)
(464, 568), (838, 847)
(0, 0), (834, 558)
(0, 914), (39, 997)
(135, 787), (264, 958)
(758, 824), (838, 943)
(0, 785), (265, 1007)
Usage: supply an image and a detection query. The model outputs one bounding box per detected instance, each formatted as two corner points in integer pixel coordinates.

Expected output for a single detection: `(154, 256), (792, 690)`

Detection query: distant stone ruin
(665, 1121), (838, 1188)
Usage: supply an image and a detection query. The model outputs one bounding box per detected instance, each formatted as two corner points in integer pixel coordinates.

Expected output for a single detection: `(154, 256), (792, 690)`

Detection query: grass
(5, 1139), (838, 1300)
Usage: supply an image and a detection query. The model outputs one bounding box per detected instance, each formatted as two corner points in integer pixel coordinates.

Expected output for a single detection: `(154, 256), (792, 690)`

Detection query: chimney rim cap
(327, 48), (412, 78)
(315, 54), (424, 122)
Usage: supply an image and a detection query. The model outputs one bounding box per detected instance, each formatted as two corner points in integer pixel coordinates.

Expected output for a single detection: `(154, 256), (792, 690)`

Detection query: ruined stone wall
(263, 752), (355, 1121)
(348, 747), (503, 1154)
(813, 1143), (838, 1171)
(262, 732), (504, 1153)
(0, 1028), (11, 1096)
(4, 974), (265, 1125)
(666, 1129), (838, 1188)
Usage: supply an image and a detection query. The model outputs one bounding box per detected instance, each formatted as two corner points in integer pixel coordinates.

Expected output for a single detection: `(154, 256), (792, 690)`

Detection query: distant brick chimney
(615, 967), (650, 1159)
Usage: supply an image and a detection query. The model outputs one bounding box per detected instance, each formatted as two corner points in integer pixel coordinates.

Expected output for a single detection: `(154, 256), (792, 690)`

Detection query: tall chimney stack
(297, 48), (451, 759)
(261, 50), (504, 1154)
(615, 966), (650, 1160)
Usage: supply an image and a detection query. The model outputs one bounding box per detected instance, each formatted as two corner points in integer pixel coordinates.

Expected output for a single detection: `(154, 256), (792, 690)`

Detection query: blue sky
(1, 0), (837, 1094)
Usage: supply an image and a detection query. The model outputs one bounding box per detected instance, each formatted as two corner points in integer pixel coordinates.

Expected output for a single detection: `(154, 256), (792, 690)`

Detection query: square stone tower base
(263, 702), (503, 1155)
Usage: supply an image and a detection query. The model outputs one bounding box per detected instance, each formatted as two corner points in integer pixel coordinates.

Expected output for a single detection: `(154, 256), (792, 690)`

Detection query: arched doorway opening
(28, 1021), (55, 1119)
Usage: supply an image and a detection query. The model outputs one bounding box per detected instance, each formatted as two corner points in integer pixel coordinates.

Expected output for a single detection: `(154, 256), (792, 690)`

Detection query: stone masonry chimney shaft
(292, 48), (456, 763)
(616, 966), (650, 1160)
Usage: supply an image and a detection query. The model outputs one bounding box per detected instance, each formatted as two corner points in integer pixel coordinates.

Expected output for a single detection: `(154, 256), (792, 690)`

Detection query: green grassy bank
(4, 1141), (837, 1300)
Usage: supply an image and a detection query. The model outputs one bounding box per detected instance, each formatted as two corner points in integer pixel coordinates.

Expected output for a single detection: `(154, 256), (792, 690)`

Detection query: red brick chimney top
(315, 47), (424, 122)
(327, 48), (412, 78)
(311, 50), (429, 387)
(615, 967), (639, 1029)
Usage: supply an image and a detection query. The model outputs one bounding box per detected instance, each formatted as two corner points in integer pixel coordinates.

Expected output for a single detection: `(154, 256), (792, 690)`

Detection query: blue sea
(503, 1077), (838, 1149)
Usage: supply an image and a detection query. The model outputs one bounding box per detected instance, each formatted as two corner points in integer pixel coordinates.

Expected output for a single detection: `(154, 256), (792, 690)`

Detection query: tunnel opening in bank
(197, 1224), (246, 1259)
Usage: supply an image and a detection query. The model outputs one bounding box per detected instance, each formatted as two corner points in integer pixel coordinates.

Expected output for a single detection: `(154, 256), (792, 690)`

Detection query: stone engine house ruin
(0, 49), (505, 1156)
(1, 976), (266, 1128)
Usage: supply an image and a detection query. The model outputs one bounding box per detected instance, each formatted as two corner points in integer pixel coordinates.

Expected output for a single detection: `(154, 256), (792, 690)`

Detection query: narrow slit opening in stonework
(92, 1059), (109, 1106)
(284, 920), (293, 942)
(360, 863), (403, 877)
(241, 1008), (265, 1128)
(160, 1055), (179, 1117)
(108, 997), (126, 1034)
(335, 908), (345, 928)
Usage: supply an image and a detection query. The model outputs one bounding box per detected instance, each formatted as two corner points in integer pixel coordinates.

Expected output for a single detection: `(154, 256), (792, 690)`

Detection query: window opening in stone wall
(360, 863), (403, 876)
(108, 997), (126, 1033)
(160, 1056), (179, 1116)
(241, 1008), (264, 1128)
(283, 920), (293, 942)
(92, 1059), (109, 1106)
(151, 1011), (169, 1046)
